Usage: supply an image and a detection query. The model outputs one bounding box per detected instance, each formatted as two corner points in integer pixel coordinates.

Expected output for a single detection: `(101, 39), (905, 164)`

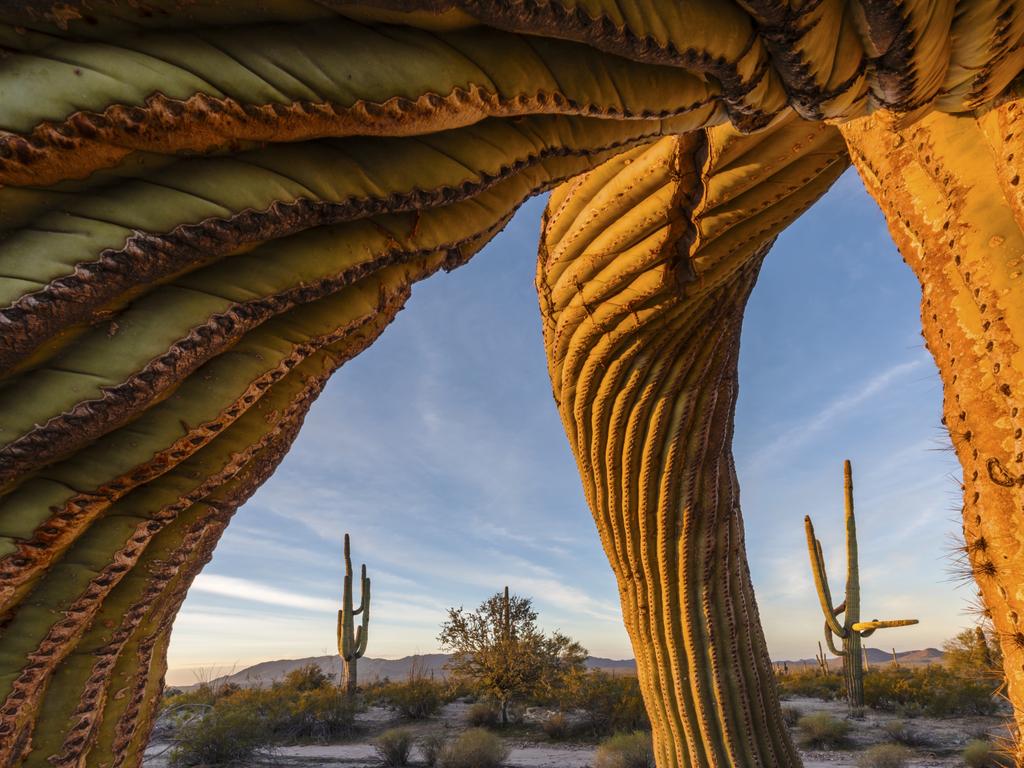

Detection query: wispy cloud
(746, 357), (927, 473)
(191, 574), (337, 613)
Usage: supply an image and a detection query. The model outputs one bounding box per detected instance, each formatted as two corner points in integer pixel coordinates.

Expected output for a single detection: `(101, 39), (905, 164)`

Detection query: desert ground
(144, 695), (1008, 768)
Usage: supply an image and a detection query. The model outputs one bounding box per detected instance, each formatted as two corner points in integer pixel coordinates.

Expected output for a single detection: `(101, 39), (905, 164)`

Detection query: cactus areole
(338, 533), (371, 695)
(2, 2), (1024, 766)
(805, 461), (918, 712)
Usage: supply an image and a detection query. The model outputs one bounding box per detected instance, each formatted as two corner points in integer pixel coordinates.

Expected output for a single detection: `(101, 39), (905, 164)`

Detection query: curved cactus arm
(354, 565), (369, 616)
(824, 624), (846, 657)
(0, 19), (722, 187)
(805, 515), (847, 638)
(852, 619), (919, 637)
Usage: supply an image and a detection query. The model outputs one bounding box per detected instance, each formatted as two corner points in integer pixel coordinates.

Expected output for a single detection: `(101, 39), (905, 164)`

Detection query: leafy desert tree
(438, 587), (587, 723)
(944, 627), (1004, 680)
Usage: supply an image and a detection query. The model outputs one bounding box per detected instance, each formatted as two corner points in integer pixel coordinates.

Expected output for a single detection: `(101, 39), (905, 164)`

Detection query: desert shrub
(278, 686), (359, 741)
(163, 680), (241, 711)
(168, 698), (274, 767)
(781, 706), (802, 727)
(880, 720), (925, 747)
(376, 728), (415, 766)
(280, 663), (333, 692)
(963, 739), (1014, 768)
(775, 669), (843, 701)
(796, 713), (850, 748)
(466, 701), (500, 727)
(593, 732), (655, 768)
(439, 728), (509, 768)
(862, 666), (998, 716)
(420, 733), (448, 767)
(541, 712), (570, 740)
(569, 672), (649, 736)
(855, 744), (911, 768)
(375, 675), (446, 719)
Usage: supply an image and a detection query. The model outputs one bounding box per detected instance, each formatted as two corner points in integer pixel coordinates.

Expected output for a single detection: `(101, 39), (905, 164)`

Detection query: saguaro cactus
(817, 642), (830, 676)
(338, 533), (370, 696)
(5, 3), (1024, 765)
(805, 461), (918, 711)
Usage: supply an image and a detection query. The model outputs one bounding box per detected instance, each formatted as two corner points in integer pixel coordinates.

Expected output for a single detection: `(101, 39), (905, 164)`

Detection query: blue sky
(165, 168), (967, 686)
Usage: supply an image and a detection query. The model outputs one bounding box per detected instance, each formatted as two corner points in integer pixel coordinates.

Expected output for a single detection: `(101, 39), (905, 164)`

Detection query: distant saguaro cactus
(338, 533), (371, 696)
(816, 642), (829, 676)
(805, 460), (918, 711)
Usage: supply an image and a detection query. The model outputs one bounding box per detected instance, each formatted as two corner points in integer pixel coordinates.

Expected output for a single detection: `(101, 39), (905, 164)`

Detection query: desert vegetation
(148, 609), (1011, 768)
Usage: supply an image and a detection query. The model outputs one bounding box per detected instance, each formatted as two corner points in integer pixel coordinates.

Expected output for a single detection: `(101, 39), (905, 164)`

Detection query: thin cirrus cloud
(744, 356), (928, 473)
(191, 574), (338, 613)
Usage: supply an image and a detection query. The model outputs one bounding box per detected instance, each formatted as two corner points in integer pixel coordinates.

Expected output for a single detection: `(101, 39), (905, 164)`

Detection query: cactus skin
(805, 461), (918, 712)
(537, 114), (848, 766)
(3, 3), (1024, 766)
(842, 104), (1024, 759)
(338, 533), (371, 696)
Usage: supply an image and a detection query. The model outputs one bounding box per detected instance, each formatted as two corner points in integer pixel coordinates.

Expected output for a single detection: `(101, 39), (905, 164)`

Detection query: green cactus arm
(851, 619), (919, 636)
(355, 579), (370, 658)
(824, 624), (846, 657)
(354, 565), (368, 616)
(0, 19), (721, 187)
(804, 515), (847, 638)
(0, 112), (687, 383)
(842, 460), (861, 628)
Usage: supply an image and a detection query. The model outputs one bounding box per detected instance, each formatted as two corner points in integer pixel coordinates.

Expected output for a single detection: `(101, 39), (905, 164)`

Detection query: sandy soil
(145, 697), (1009, 767)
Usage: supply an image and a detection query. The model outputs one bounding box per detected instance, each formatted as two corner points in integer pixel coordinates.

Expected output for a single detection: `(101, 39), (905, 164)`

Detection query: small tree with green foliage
(944, 626), (1003, 680)
(438, 587), (587, 724)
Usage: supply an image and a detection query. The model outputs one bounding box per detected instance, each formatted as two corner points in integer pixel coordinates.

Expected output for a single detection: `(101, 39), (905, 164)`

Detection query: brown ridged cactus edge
(2, 2), (1024, 765)
(805, 460), (918, 712)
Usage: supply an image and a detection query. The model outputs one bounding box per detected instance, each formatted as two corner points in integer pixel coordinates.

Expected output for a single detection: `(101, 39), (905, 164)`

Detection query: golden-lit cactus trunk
(842, 103), (1024, 754)
(537, 113), (849, 766)
(804, 460), (917, 712)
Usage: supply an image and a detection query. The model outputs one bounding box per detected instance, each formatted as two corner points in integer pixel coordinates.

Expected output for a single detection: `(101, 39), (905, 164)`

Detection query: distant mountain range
(779, 647), (944, 671)
(191, 648), (943, 690)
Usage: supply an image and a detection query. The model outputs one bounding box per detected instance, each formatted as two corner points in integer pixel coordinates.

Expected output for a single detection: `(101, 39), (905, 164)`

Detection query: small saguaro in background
(338, 533), (371, 696)
(805, 460), (918, 712)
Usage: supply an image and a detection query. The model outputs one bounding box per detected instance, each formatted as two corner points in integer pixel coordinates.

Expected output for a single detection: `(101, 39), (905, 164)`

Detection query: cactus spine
(805, 460), (918, 711)
(338, 533), (370, 696)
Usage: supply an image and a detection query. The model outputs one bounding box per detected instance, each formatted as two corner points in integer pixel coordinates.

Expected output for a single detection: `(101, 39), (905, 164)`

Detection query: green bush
(439, 728), (509, 768)
(466, 701), (500, 727)
(376, 728), (415, 766)
(593, 732), (655, 768)
(796, 713), (850, 749)
(280, 663), (334, 691)
(963, 739), (1013, 768)
(168, 698), (274, 767)
(775, 669), (843, 701)
(568, 672), (649, 736)
(855, 744), (911, 768)
(420, 733), (447, 767)
(781, 706), (802, 727)
(862, 666), (998, 716)
(279, 686), (359, 741)
(374, 675), (446, 719)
